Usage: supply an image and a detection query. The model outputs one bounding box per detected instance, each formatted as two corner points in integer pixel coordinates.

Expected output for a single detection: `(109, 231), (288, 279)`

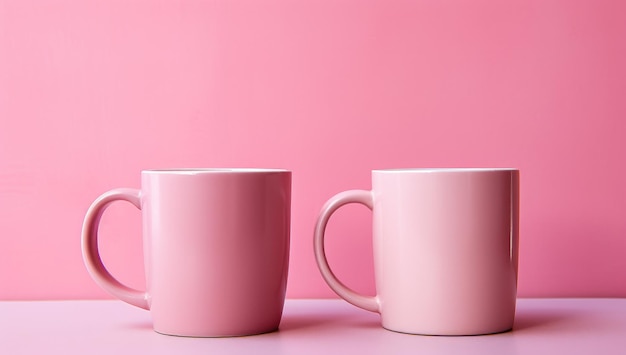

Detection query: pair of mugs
(82, 168), (519, 337)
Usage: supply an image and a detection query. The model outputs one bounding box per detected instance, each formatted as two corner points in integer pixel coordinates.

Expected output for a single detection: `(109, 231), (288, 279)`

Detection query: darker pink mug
(314, 168), (519, 335)
(82, 168), (291, 337)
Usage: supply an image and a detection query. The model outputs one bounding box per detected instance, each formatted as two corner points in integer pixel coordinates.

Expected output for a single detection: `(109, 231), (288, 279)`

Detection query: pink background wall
(1, 0), (625, 300)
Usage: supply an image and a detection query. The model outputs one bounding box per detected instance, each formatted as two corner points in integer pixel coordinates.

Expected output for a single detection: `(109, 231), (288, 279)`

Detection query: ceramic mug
(82, 168), (291, 337)
(314, 168), (519, 335)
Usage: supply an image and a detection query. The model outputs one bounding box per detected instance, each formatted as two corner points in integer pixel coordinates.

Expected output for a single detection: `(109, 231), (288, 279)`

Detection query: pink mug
(82, 168), (291, 337)
(314, 168), (519, 335)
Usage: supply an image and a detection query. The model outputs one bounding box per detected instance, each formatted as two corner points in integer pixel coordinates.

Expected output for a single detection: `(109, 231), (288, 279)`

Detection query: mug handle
(81, 188), (149, 310)
(313, 190), (380, 313)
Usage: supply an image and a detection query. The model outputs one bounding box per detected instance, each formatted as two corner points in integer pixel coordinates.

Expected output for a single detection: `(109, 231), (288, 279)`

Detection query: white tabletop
(1, 298), (625, 354)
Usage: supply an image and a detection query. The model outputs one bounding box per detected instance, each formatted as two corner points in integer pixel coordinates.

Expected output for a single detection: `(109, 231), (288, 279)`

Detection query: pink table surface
(1, 298), (625, 354)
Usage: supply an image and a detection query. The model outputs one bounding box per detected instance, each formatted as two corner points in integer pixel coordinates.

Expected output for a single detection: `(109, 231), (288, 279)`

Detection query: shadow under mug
(314, 168), (519, 336)
(82, 168), (291, 337)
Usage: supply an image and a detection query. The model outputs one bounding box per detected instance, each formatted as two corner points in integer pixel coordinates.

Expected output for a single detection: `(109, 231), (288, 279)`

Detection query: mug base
(154, 326), (279, 338)
(382, 325), (513, 336)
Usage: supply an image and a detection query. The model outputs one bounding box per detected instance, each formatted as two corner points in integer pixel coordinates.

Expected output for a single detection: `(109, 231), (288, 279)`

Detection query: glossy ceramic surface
(314, 168), (519, 335)
(82, 169), (291, 337)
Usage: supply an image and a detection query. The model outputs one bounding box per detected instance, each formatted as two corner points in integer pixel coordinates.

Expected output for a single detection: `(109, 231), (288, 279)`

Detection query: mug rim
(142, 168), (290, 174)
(373, 168), (518, 173)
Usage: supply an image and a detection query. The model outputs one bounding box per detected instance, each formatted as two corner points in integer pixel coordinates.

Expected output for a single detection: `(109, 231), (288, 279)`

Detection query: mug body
(372, 168), (519, 335)
(141, 169), (291, 337)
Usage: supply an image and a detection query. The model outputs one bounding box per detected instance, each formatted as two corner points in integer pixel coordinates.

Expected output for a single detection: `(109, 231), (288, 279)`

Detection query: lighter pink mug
(82, 168), (291, 337)
(314, 168), (519, 335)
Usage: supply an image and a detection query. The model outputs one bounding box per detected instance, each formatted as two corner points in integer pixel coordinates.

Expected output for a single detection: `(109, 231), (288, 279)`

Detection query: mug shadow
(118, 312), (380, 335)
(118, 306), (578, 335)
(279, 309), (379, 333)
(513, 308), (578, 332)
(122, 322), (154, 331)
